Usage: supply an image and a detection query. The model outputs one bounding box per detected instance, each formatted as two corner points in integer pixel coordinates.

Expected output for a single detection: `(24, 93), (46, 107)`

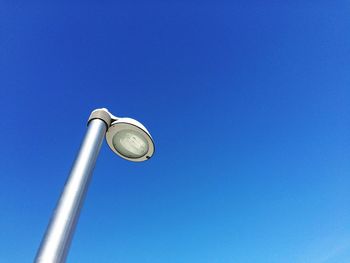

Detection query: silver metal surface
(34, 119), (107, 263)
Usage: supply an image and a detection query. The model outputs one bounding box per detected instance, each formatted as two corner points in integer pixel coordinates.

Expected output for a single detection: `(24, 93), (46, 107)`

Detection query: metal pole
(34, 118), (107, 263)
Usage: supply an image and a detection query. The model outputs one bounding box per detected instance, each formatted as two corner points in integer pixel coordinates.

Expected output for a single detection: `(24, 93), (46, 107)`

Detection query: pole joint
(88, 108), (118, 129)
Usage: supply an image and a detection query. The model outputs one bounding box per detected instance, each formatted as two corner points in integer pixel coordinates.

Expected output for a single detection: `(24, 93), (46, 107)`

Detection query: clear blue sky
(1, 1), (349, 262)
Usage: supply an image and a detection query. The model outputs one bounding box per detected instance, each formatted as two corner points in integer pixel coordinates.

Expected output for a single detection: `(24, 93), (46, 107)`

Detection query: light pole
(34, 108), (155, 263)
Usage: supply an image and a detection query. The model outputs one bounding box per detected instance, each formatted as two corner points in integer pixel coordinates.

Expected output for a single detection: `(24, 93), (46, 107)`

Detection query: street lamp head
(88, 108), (155, 162)
(106, 118), (155, 162)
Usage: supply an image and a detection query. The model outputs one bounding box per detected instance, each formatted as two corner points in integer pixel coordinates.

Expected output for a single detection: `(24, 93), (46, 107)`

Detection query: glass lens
(112, 129), (149, 158)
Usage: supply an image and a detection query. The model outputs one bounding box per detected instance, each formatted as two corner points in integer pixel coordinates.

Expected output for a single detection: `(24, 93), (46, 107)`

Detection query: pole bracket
(87, 108), (118, 128)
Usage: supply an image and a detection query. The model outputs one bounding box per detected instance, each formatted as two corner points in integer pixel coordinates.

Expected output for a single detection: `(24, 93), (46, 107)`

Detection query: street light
(34, 108), (154, 263)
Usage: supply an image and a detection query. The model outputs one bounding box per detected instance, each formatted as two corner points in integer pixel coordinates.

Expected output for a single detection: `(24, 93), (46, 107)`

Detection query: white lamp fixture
(35, 108), (154, 263)
(106, 118), (155, 162)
